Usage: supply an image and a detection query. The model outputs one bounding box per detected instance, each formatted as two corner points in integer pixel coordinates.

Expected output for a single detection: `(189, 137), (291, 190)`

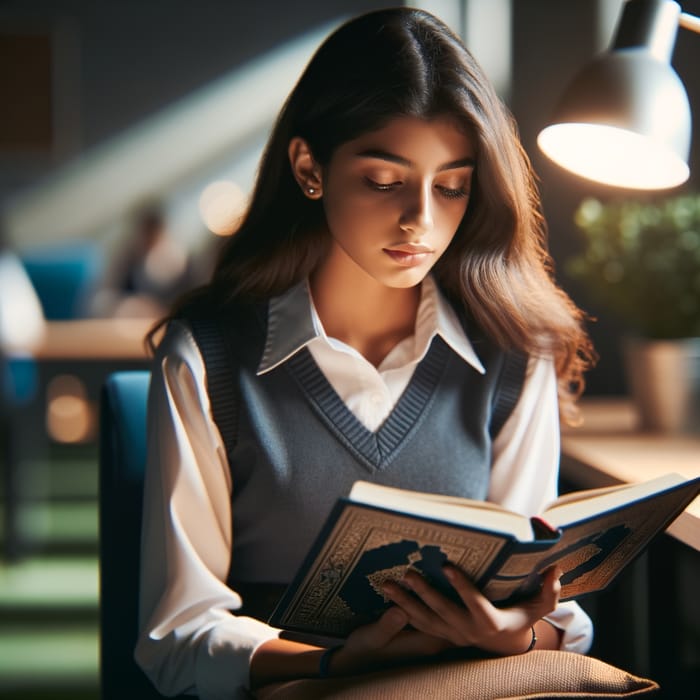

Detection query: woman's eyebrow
(355, 149), (475, 171)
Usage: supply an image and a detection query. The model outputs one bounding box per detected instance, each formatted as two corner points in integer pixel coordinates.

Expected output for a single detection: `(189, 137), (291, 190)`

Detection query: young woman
(136, 7), (596, 699)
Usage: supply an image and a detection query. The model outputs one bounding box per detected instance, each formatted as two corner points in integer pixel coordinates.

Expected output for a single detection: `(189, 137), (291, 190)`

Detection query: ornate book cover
(269, 475), (700, 639)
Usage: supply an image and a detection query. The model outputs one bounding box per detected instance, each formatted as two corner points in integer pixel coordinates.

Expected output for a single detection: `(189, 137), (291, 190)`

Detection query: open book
(269, 473), (700, 639)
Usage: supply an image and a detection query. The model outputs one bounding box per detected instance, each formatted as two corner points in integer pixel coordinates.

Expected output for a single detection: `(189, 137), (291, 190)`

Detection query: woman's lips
(383, 245), (433, 267)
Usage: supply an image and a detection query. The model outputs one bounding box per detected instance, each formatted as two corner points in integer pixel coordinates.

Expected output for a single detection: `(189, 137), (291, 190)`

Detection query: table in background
(2, 318), (155, 560)
(33, 318), (157, 360)
(561, 398), (700, 550)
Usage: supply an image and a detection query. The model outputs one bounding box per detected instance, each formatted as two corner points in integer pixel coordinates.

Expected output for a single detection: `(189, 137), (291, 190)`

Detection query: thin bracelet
(318, 645), (342, 678)
(525, 625), (538, 653)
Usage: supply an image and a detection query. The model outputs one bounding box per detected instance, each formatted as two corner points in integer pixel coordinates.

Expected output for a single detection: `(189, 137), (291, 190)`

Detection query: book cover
(268, 475), (700, 639)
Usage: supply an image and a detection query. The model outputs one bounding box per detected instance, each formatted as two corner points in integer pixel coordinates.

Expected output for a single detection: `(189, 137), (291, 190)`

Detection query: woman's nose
(399, 183), (434, 234)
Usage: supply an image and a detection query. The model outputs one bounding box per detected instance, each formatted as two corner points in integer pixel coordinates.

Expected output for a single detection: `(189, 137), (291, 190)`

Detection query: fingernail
(443, 566), (456, 581)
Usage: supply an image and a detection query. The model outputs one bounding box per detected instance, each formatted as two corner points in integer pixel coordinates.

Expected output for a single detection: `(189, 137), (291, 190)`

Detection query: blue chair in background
(21, 240), (104, 320)
(99, 370), (164, 699)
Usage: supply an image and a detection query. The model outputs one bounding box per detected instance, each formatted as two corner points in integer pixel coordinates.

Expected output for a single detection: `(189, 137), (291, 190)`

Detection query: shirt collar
(415, 275), (485, 374)
(257, 276), (485, 375)
(258, 280), (317, 374)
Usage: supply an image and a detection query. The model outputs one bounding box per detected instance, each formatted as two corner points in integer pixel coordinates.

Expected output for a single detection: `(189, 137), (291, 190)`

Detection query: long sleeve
(134, 321), (279, 700)
(488, 355), (594, 654)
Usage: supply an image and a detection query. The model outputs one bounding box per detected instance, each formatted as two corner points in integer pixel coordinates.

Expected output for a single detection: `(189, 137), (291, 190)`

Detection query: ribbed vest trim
(284, 339), (451, 471)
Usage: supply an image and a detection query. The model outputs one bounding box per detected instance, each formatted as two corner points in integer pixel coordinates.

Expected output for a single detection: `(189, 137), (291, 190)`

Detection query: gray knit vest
(188, 301), (526, 617)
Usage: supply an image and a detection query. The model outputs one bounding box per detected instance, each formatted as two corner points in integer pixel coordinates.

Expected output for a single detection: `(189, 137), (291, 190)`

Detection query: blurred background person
(89, 202), (195, 319)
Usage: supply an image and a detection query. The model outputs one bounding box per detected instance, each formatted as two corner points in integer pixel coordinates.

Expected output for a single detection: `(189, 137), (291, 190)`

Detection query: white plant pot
(622, 337), (700, 434)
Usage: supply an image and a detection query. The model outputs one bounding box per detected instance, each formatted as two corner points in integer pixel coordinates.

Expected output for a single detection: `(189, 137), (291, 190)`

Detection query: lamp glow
(538, 123), (690, 189)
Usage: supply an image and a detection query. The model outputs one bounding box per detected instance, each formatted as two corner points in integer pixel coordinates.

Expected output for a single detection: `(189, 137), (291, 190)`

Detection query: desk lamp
(537, 0), (700, 190)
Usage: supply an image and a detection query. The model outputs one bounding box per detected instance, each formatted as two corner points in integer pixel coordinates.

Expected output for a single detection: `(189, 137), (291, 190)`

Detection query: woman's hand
(382, 564), (563, 656)
(252, 606), (453, 688)
(252, 567), (562, 687)
(327, 605), (452, 676)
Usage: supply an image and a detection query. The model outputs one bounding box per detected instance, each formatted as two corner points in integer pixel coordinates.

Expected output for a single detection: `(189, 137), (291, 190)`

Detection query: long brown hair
(151, 7), (595, 424)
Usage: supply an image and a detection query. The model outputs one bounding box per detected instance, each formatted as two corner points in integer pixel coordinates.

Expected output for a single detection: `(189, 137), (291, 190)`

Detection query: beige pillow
(255, 650), (659, 699)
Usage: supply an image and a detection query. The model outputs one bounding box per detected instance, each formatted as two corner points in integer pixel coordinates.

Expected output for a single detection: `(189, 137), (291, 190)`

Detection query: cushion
(254, 650), (659, 699)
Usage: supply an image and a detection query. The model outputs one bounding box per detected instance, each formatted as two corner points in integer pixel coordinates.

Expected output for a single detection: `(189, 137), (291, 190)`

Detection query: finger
(445, 564), (561, 622)
(382, 579), (429, 618)
(442, 565), (485, 610)
(496, 566), (563, 631)
(441, 565), (534, 638)
(370, 606), (409, 646)
(336, 606), (409, 672)
(544, 565), (564, 590)
(401, 570), (469, 623)
(533, 566), (562, 614)
(384, 574), (467, 645)
(441, 565), (519, 639)
(345, 604), (407, 652)
(518, 566), (562, 615)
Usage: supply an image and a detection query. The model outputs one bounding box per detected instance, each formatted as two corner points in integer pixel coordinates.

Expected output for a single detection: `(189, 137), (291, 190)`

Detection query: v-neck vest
(186, 302), (526, 587)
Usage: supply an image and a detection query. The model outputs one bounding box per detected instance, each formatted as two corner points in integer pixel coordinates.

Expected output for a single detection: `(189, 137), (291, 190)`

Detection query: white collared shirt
(259, 276), (484, 432)
(135, 276), (593, 700)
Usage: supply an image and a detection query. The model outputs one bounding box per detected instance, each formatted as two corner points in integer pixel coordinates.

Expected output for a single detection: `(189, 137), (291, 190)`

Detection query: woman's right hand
(326, 606), (452, 676)
(250, 606), (451, 688)
(250, 607), (447, 689)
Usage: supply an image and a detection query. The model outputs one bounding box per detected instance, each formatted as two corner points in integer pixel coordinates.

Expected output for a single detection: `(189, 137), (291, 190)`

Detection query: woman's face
(320, 115), (475, 289)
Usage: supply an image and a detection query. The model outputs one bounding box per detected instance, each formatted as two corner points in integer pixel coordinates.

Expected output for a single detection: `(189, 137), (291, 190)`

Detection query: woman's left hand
(382, 564), (562, 656)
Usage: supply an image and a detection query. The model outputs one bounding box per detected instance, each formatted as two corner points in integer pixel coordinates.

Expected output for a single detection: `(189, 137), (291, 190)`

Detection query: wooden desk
(561, 398), (700, 551)
(32, 318), (157, 360)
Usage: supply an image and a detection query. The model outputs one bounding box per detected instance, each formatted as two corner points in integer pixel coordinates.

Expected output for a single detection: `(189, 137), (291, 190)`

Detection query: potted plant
(566, 193), (700, 433)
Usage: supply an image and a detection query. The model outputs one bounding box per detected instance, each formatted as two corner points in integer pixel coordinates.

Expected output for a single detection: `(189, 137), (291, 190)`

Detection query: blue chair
(99, 370), (163, 699)
(21, 240), (104, 320)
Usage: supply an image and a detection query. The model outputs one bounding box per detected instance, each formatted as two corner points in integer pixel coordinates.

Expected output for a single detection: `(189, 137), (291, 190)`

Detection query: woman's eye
(436, 185), (469, 200)
(364, 177), (401, 192)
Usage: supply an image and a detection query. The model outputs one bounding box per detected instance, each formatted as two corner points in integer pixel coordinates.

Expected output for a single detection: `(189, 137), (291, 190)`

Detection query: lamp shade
(537, 0), (692, 190)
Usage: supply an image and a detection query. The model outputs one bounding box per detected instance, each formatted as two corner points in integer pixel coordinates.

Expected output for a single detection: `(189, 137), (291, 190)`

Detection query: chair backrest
(21, 241), (104, 320)
(99, 370), (162, 699)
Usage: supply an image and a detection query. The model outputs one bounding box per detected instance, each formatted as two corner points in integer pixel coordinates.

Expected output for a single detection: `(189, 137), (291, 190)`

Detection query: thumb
(544, 565), (563, 594)
(537, 566), (563, 612)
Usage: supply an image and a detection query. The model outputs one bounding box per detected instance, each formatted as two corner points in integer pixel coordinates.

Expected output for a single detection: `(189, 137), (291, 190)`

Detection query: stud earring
(307, 187), (316, 194)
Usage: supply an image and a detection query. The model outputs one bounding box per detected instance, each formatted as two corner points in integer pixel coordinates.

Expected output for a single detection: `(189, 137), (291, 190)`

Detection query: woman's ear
(288, 137), (323, 199)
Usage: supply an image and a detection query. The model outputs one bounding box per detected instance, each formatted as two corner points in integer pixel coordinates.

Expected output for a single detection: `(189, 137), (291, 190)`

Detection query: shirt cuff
(544, 600), (594, 654)
(194, 616), (281, 700)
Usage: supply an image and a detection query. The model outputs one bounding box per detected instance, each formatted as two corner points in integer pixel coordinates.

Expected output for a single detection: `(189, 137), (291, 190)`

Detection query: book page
(543, 472), (689, 527)
(349, 481), (533, 540)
